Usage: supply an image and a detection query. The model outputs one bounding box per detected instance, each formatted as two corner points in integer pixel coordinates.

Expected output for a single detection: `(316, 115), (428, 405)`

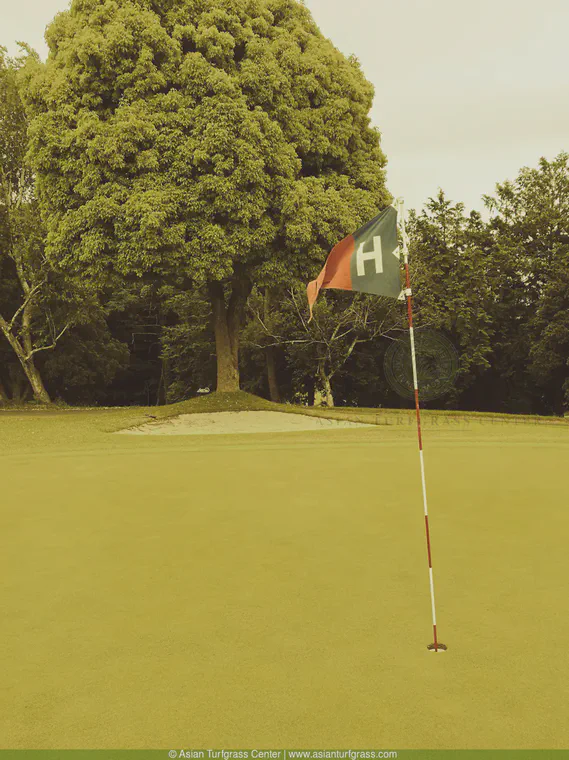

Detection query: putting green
(1, 407), (568, 748)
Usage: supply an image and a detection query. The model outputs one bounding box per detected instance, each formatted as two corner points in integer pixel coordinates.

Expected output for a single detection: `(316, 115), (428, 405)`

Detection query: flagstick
(397, 198), (446, 653)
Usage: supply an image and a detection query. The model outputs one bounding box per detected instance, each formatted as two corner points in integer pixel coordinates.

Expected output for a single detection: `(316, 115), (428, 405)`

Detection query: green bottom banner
(0, 751), (568, 759)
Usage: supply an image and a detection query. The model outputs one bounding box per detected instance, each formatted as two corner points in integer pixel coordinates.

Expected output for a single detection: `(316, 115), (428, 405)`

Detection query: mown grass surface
(1, 396), (568, 748)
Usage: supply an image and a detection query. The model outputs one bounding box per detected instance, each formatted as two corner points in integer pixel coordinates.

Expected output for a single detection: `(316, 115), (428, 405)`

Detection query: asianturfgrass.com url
(168, 753), (398, 760)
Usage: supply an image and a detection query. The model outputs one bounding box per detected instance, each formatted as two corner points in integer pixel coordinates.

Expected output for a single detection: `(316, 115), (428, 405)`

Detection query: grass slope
(138, 392), (569, 427)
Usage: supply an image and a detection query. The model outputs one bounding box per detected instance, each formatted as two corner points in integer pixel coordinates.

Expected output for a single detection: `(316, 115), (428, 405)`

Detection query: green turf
(1, 399), (568, 748)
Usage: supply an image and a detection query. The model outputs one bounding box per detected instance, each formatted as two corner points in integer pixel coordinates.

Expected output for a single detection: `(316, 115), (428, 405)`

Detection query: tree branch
(27, 322), (72, 358)
(8, 280), (45, 331)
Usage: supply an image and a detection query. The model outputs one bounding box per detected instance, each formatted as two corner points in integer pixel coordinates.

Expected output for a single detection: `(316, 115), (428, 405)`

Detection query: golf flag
(307, 205), (403, 318)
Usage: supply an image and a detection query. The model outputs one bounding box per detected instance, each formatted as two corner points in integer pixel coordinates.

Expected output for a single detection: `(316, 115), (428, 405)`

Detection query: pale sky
(2, 0), (568, 213)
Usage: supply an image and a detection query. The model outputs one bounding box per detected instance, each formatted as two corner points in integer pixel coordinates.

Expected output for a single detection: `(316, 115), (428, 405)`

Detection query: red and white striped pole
(397, 198), (446, 653)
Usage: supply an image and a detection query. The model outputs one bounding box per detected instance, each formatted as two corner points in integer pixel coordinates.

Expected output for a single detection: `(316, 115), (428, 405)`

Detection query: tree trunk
(264, 289), (281, 403)
(317, 360), (335, 408)
(24, 357), (51, 404)
(322, 376), (335, 407)
(0, 317), (51, 404)
(209, 283), (240, 392)
(306, 377), (315, 407)
(20, 301), (52, 403)
(157, 357), (171, 406)
(0, 379), (8, 403)
(266, 348), (281, 403)
(208, 277), (251, 393)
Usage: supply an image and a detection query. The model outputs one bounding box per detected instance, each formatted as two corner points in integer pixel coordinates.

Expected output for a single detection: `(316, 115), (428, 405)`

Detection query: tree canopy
(25, 0), (390, 391)
(1, 46), (119, 403)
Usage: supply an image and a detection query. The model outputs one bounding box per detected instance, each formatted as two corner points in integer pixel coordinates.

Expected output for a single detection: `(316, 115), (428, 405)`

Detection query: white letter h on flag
(356, 236), (383, 277)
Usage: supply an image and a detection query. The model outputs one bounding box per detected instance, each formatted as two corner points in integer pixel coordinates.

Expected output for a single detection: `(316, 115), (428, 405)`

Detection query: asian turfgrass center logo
(384, 329), (460, 402)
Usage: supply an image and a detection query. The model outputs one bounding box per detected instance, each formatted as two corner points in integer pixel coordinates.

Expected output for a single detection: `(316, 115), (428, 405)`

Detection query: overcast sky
(2, 0), (568, 213)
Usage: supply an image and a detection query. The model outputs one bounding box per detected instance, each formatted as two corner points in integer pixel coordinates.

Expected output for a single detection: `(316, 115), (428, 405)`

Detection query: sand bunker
(117, 411), (374, 436)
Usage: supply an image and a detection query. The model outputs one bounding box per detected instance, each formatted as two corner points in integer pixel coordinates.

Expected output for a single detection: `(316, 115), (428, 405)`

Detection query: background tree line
(1, 0), (567, 415)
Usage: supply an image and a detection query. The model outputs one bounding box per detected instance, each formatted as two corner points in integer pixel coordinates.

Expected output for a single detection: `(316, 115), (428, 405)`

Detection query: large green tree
(484, 153), (569, 414)
(25, 0), (390, 392)
(408, 191), (495, 406)
(0, 47), (86, 403)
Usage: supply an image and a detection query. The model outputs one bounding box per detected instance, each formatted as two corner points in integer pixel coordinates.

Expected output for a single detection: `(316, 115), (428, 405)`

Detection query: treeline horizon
(1, 0), (568, 416)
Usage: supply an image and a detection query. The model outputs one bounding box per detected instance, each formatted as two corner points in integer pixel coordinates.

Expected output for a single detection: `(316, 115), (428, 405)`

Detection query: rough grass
(1, 396), (569, 748)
